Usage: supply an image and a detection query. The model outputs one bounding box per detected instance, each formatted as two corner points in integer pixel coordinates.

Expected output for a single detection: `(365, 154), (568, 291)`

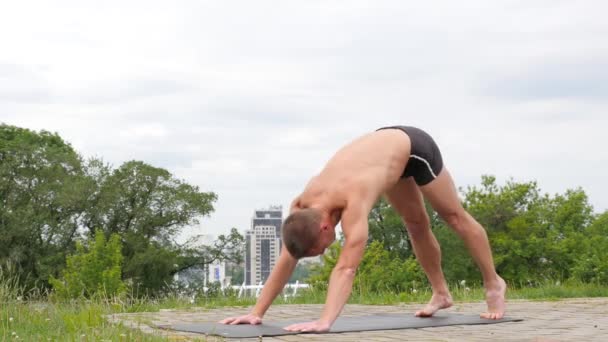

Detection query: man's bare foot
(481, 276), (507, 320)
(415, 293), (453, 317)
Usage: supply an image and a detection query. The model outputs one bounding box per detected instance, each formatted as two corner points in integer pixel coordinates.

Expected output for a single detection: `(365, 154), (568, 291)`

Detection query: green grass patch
(2, 300), (170, 341)
(281, 279), (608, 306)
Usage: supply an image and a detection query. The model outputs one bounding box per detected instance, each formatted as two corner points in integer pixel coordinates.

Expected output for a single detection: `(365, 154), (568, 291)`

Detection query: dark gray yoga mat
(164, 312), (523, 338)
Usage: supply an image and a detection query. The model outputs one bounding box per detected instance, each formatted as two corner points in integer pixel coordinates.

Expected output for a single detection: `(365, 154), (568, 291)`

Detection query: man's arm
(252, 191), (314, 317)
(221, 246), (297, 324)
(318, 204), (368, 325)
(250, 246), (298, 317)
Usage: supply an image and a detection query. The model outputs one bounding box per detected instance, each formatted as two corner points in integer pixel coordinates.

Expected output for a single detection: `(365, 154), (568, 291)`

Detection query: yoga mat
(163, 312), (523, 338)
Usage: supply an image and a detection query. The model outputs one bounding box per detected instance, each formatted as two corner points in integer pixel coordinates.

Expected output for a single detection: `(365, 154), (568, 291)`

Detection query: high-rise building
(244, 206), (283, 285)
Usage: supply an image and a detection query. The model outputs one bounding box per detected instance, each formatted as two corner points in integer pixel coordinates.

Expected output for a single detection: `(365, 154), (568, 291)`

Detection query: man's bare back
(296, 129), (412, 219)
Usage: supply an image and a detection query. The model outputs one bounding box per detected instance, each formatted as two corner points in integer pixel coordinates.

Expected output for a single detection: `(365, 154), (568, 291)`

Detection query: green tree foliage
(83, 160), (216, 240)
(123, 241), (179, 294)
(571, 211), (608, 283)
(80, 159), (220, 294)
(0, 124), (92, 288)
(367, 198), (412, 259)
(227, 262), (244, 285)
(355, 241), (425, 292)
(463, 176), (595, 285)
(50, 230), (125, 298)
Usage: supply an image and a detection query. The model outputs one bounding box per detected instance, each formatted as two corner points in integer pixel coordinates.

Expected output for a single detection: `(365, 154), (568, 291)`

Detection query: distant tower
(244, 206), (283, 285)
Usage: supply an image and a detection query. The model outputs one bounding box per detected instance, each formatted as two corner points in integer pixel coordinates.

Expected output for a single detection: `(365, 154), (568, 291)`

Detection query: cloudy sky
(1, 1), (606, 239)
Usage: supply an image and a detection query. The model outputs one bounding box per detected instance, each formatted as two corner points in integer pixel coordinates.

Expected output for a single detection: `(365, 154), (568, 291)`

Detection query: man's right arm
(220, 246), (297, 324)
(251, 246), (298, 317)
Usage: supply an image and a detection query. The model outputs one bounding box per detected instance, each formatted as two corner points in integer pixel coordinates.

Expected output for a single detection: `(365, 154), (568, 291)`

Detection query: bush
(50, 230), (125, 298)
(309, 241), (426, 293)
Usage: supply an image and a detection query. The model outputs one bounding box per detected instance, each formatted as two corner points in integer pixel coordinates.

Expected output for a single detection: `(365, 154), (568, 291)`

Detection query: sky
(1, 1), (607, 240)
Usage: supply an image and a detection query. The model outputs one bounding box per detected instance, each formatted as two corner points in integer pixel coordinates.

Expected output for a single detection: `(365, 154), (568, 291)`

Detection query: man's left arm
(284, 203), (368, 332)
(319, 207), (368, 326)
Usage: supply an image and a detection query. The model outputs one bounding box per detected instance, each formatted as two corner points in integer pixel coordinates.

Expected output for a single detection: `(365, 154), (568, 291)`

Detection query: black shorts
(377, 126), (444, 186)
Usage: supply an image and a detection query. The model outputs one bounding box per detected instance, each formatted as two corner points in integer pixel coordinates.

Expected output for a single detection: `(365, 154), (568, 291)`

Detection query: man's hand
(219, 313), (262, 325)
(284, 320), (331, 333)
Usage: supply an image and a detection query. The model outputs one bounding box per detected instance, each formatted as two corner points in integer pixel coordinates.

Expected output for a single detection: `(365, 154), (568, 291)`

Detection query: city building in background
(244, 205), (283, 285)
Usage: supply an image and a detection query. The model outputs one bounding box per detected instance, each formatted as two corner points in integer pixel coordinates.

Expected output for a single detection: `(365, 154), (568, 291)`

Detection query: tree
(176, 228), (245, 274)
(81, 160), (218, 293)
(462, 176), (595, 284)
(227, 263), (244, 285)
(367, 198), (412, 259)
(82, 160), (216, 240)
(121, 228), (245, 294)
(123, 240), (179, 294)
(572, 211), (608, 284)
(0, 124), (92, 289)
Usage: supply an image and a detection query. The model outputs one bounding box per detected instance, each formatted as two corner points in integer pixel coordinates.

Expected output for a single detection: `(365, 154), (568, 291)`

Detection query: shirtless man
(220, 126), (507, 332)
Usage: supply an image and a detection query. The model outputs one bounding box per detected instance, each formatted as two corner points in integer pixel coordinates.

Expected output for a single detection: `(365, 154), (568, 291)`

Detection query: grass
(2, 299), (174, 341)
(1, 276), (607, 341)
(1, 266), (171, 341)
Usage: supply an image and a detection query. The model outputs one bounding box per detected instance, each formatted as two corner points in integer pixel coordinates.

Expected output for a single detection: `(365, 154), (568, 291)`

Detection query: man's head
(282, 207), (337, 259)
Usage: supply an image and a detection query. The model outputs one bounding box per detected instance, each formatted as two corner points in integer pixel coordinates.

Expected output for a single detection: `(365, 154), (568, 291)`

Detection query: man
(221, 126), (507, 332)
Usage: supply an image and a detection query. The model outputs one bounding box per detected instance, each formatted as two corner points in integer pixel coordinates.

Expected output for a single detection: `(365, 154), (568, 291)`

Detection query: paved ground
(107, 298), (608, 341)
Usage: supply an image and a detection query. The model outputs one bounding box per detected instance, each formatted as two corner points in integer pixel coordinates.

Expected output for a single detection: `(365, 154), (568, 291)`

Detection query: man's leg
(419, 167), (506, 320)
(385, 177), (453, 317)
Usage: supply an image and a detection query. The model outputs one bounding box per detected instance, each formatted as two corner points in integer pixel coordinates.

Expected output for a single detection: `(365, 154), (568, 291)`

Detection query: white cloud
(1, 0), (607, 238)
(119, 123), (169, 139)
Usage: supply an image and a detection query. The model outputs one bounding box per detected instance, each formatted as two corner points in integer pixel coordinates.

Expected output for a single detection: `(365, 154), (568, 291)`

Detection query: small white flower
(412, 288), (418, 294)
(460, 280), (466, 286)
(556, 281), (561, 286)
(12, 332), (16, 336)
(16, 296), (22, 301)
(9, 317), (14, 322)
(465, 287), (471, 292)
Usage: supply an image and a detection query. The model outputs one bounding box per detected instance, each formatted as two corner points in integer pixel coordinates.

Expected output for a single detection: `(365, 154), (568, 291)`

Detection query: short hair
(282, 208), (321, 259)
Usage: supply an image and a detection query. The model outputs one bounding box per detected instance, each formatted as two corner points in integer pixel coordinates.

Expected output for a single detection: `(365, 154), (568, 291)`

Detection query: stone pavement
(107, 298), (608, 341)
